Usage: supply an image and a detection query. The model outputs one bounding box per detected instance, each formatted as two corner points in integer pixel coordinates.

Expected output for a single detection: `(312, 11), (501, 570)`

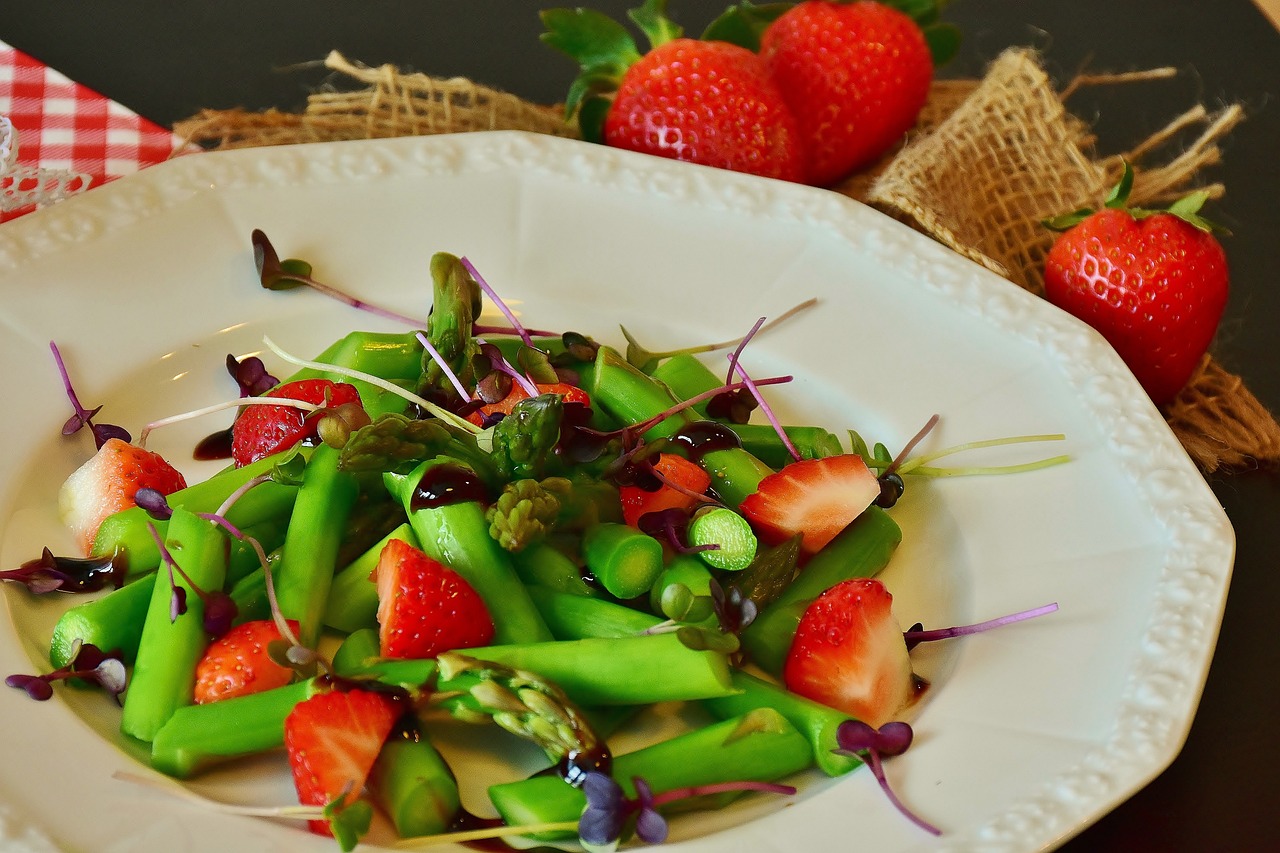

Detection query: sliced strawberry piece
(193, 619), (299, 704)
(285, 687), (401, 837)
(373, 538), (494, 660)
(465, 382), (589, 426)
(620, 452), (712, 528)
(783, 577), (914, 728)
(738, 454), (880, 556)
(57, 438), (188, 555)
(230, 378), (362, 468)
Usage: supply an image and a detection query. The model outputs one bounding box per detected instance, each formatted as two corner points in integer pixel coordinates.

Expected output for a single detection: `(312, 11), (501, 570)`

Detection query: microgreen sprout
(903, 602), (1060, 650)
(145, 522), (238, 636)
(226, 353), (278, 397)
(50, 341), (130, 448)
(579, 771), (797, 851)
(460, 256), (533, 347)
(1, 547), (124, 594)
(262, 336), (482, 435)
(133, 487), (173, 520)
(114, 771), (372, 852)
(137, 394), (323, 448)
(477, 341), (541, 398)
(6, 639), (125, 702)
(621, 297), (818, 372)
(833, 720), (940, 836)
(252, 228), (420, 327)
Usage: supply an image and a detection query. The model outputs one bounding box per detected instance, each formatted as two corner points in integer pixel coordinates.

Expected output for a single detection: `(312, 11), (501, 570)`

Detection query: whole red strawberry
(373, 538), (495, 660)
(760, 1), (934, 184)
(1043, 166), (1229, 406)
(542, 6), (805, 181)
(193, 619), (300, 704)
(230, 378), (362, 468)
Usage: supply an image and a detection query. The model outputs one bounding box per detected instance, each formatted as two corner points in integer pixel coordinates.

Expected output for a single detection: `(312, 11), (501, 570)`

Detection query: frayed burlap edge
(173, 49), (1279, 473)
(864, 48), (1276, 472)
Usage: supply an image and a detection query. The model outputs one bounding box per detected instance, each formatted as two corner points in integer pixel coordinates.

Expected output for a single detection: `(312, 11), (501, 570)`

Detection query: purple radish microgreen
(477, 341), (541, 398)
(226, 353), (279, 397)
(460, 256), (533, 347)
(134, 487), (173, 520)
(1, 547), (124, 594)
(145, 522), (238, 636)
(262, 335), (482, 434)
(904, 602), (1060, 650)
(6, 639), (126, 702)
(50, 341), (131, 448)
(252, 229), (419, 327)
(621, 296), (818, 373)
(833, 720), (940, 836)
(727, 356), (800, 463)
(579, 771), (797, 851)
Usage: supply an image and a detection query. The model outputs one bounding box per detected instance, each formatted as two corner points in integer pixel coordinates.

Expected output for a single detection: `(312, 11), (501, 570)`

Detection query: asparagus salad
(3, 231), (1065, 851)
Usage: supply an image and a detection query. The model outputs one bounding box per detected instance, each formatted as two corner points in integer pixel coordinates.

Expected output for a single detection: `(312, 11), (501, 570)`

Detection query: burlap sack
(175, 49), (1280, 473)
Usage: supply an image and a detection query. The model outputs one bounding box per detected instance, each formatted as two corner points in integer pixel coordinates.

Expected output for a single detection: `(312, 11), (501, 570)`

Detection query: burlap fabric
(175, 49), (1280, 473)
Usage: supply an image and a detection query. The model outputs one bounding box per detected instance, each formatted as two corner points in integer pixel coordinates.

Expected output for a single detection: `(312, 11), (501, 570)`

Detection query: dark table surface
(6, 2), (1279, 850)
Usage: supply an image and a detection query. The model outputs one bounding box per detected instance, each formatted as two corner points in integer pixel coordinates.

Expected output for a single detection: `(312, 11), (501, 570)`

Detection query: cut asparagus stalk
(369, 715), (461, 838)
(282, 330), (424, 419)
(120, 509), (229, 742)
(150, 679), (317, 777)
(581, 521), (664, 600)
(510, 540), (603, 599)
(527, 585), (663, 640)
(488, 708), (811, 839)
(322, 523), (417, 633)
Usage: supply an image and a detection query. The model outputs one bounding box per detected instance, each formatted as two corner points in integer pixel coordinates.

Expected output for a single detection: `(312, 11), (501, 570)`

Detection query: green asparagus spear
(511, 540), (603, 598)
(120, 509), (229, 742)
(283, 330), (423, 419)
(369, 715), (461, 838)
(527, 586), (662, 640)
(150, 679), (317, 777)
(488, 708), (811, 838)
(322, 523), (417, 634)
(581, 522), (664, 600)
(49, 576), (153, 669)
(274, 444), (360, 647)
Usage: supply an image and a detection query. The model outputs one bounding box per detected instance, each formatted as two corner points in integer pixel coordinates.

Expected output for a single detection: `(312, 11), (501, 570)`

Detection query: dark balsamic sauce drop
(670, 421), (742, 463)
(409, 463), (489, 511)
(193, 427), (234, 461)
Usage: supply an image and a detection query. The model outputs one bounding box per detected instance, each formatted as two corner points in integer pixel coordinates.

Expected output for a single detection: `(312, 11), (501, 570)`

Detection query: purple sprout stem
(461, 256), (533, 347)
(50, 341), (91, 423)
(724, 317), (766, 386)
(473, 323), (558, 337)
(627, 375), (793, 438)
(478, 337), (540, 398)
(728, 358), (801, 463)
(861, 749), (941, 836)
(881, 414), (940, 478)
(416, 331), (472, 402)
(904, 602), (1060, 647)
(292, 274), (419, 327)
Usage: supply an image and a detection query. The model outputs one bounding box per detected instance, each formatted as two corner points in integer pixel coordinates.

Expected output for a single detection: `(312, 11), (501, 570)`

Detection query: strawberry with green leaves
(1043, 164), (1230, 406)
(758, 1), (939, 183)
(541, 0), (805, 180)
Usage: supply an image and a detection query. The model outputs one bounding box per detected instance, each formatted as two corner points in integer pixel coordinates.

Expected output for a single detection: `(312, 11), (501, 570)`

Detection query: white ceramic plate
(0, 132), (1233, 852)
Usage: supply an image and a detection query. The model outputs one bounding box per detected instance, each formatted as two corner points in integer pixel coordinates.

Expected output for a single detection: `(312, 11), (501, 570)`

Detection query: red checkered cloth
(1, 39), (192, 223)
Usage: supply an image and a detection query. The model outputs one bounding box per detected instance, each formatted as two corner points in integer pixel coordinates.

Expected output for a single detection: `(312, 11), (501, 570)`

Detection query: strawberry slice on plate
(230, 378), (362, 467)
(620, 452), (712, 528)
(373, 538), (495, 660)
(738, 454), (880, 555)
(783, 577), (915, 728)
(193, 619), (299, 704)
(285, 687), (401, 836)
(57, 437), (187, 555)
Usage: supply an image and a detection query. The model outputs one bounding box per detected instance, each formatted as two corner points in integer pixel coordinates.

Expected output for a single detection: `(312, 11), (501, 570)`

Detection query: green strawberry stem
(91, 448), (305, 580)
(322, 523), (417, 634)
(384, 460), (554, 645)
(510, 540), (605, 599)
(741, 507), (902, 675)
(488, 708), (811, 840)
(120, 509), (230, 742)
(273, 444), (360, 648)
(150, 678), (317, 777)
(581, 521), (665, 599)
(369, 717), (461, 839)
(702, 670), (861, 777)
